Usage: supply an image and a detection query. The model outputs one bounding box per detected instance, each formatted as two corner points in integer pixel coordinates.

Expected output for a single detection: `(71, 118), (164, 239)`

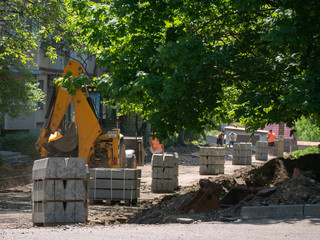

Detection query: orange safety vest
(267, 132), (276, 143)
(149, 137), (164, 154)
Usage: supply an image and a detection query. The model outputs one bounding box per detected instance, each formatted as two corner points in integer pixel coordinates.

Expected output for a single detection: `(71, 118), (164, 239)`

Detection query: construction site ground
(1, 145), (320, 229)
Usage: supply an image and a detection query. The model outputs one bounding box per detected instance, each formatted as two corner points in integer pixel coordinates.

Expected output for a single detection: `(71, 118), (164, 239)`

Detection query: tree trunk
(277, 122), (285, 157)
(178, 130), (185, 145)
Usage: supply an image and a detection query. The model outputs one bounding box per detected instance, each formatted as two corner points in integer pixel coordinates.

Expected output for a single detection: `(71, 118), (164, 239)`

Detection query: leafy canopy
(0, 0), (73, 121)
(67, 0), (320, 139)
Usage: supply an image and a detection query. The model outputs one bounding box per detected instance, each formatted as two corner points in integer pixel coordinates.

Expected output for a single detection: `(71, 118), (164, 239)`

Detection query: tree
(295, 116), (320, 142)
(0, 58), (44, 123)
(0, 0), (83, 122)
(67, 0), (320, 139)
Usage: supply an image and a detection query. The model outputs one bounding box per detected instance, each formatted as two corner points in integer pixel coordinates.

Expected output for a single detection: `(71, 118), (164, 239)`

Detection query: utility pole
(277, 122), (285, 157)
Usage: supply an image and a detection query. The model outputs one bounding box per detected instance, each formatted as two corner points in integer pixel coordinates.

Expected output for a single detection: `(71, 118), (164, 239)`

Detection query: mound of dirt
(0, 162), (33, 190)
(246, 154), (320, 187)
(130, 154), (320, 224)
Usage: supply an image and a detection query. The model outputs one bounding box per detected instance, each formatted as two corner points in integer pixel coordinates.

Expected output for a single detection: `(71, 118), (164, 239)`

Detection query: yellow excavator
(35, 60), (133, 168)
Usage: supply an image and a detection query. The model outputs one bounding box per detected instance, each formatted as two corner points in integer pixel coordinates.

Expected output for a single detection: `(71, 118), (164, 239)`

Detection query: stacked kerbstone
(232, 143), (252, 165)
(284, 139), (291, 152)
(199, 147), (225, 175)
(32, 157), (88, 225)
(151, 153), (179, 192)
(89, 168), (141, 205)
(255, 141), (268, 161)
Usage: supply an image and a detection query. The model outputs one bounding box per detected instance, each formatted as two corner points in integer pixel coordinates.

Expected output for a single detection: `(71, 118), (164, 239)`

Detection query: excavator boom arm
(35, 60), (102, 163)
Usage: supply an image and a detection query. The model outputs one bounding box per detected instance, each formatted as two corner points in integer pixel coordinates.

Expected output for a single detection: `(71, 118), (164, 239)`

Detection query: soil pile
(0, 162), (33, 190)
(130, 154), (320, 224)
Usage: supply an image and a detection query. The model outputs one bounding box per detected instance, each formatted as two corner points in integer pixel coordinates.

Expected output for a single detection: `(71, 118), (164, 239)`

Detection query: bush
(0, 132), (40, 159)
(292, 146), (320, 159)
(0, 154), (5, 166)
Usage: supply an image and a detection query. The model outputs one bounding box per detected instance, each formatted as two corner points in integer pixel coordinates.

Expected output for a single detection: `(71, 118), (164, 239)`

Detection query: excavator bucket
(176, 179), (220, 214)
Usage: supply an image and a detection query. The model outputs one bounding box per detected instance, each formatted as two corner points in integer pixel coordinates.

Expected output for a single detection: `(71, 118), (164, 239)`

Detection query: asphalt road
(1, 218), (319, 240)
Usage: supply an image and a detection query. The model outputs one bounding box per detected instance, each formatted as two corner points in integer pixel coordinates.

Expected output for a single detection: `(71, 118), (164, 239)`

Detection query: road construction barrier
(89, 168), (141, 205)
(232, 143), (252, 165)
(32, 157), (88, 226)
(255, 141), (268, 161)
(199, 147), (225, 175)
(151, 153), (179, 192)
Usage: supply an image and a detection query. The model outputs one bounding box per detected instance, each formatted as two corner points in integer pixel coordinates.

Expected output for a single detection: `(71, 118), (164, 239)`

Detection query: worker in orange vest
(149, 133), (164, 154)
(267, 129), (276, 155)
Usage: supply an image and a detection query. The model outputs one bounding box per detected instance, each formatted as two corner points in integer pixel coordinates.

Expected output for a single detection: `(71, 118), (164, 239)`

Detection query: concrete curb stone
(241, 204), (320, 220)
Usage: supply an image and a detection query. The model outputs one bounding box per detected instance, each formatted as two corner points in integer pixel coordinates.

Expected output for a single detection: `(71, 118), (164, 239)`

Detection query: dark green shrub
(0, 132), (40, 159)
(292, 146), (320, 159)
(0, 154), (5, 166)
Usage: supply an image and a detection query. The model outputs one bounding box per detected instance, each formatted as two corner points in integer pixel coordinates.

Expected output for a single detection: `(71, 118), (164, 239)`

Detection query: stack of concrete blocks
(255, 141), (268, 161)
(284, 139), (291, 152)
(89, 168), (141, 204)
(151, 153), (179, 192)
(32, 157), (88, 225)
(232, 143), (252, 165)
(199, 147), (225, 175)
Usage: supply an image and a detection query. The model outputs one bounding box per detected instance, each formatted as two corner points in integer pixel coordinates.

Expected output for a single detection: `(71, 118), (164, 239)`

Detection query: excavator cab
(35, 60), (128, 168)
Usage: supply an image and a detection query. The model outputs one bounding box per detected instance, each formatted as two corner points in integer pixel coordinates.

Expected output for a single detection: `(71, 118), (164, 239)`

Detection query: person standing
(267, 129), (276, 155)
(217, 131), (225, 147)
(228, 132), (237, 147)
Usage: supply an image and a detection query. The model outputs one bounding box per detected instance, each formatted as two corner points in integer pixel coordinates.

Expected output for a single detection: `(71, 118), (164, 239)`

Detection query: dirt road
(0, 155), (260, 229)
(1, 218), (320, 240)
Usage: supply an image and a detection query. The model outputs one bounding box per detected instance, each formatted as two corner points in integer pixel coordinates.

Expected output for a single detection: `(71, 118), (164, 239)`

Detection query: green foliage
(0, 62), (45, 123)
(0, 155), (5, 167)
(54, 72), (89, 95)
(0, 0), (68, 121)
(68, 0), (320, 140)
(191, 139), (207, 146)
(292, 146), (320, 159)
(0, 132), (40, 159)
(295, 116), (320, 142)
(205, 130), (220, 136)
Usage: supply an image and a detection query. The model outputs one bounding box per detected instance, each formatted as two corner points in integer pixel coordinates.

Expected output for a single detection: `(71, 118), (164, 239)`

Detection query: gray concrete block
(65, 157), (86, 178)
(54, 180), (65, 200)
(89, 188), (140, 199)
(199, 156), (225, 165)
(200, 147), (225, 156)
(32, 202), (55, 223)
(152, 167), (175, 179)
(65, 201), (75, 222)
(75, 202), (86, 222)
(151, 154), (164, 167)
(32, 180), (55, 202)
(151, 153), (179, 167)
(151, 179), (175, 192)
(304, 204), (320, 216)
(76, 180), (87, 200)
(241, 205), (304, 220)
(32, 157), (67, 180)
(88, 179), (140, 189)
(163, 153), (179, 167)
(65, 180), (76, 200)
(200, 164), (224, 175)
(54, 201), (66, 223)
(89, 168), (141, 179)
